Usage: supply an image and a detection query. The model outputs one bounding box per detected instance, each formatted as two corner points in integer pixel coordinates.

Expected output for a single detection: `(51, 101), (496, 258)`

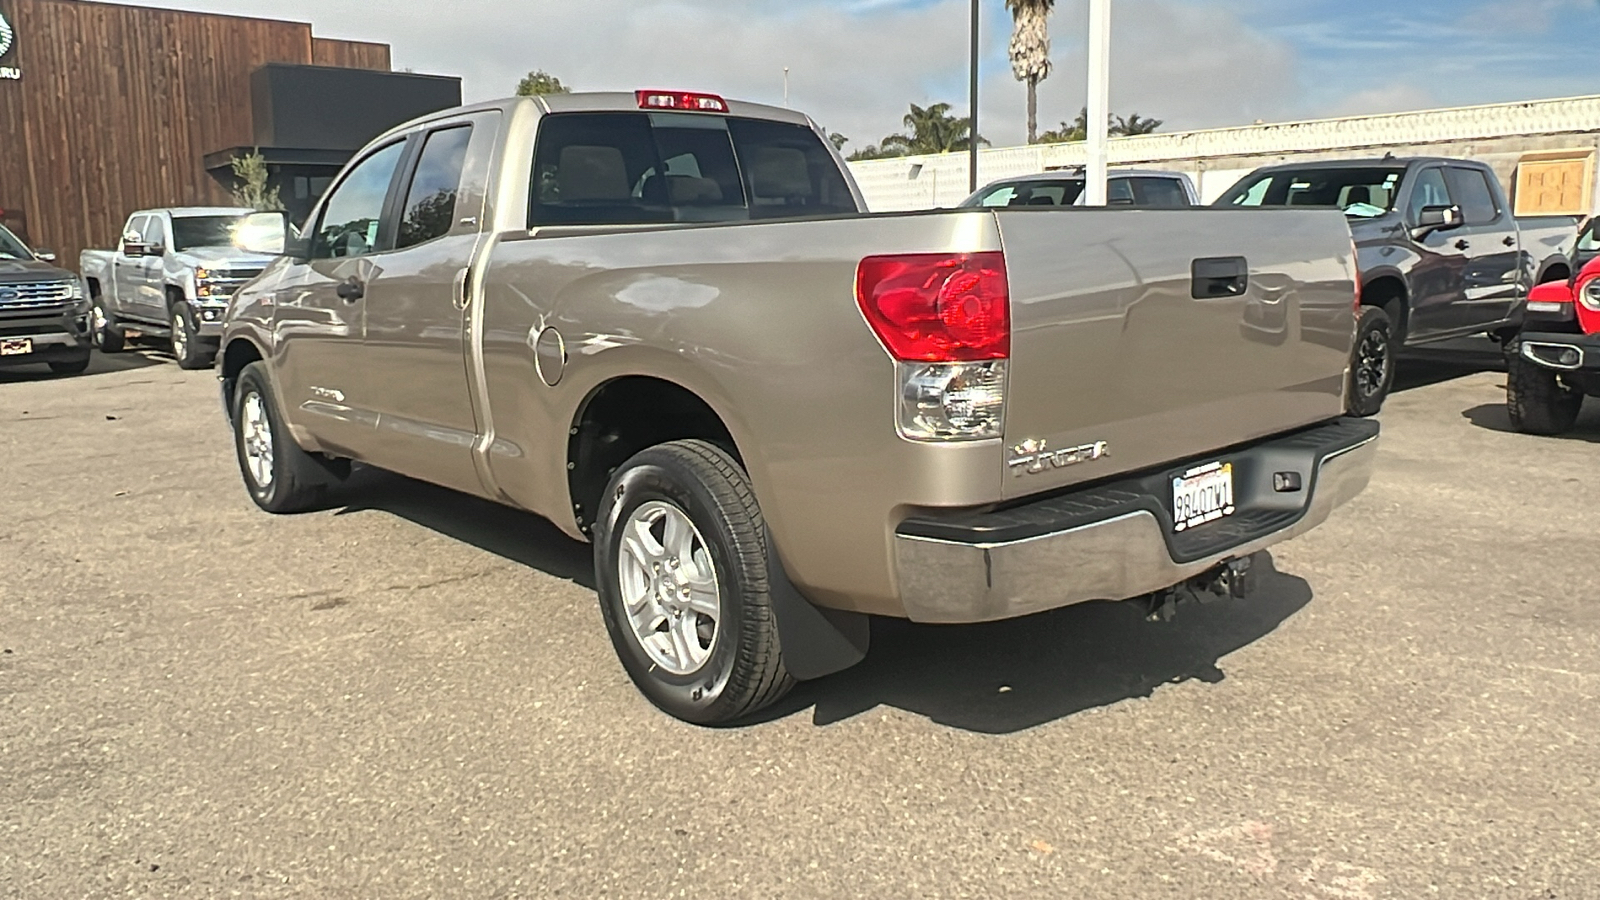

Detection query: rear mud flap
(766, 530), (869, 681)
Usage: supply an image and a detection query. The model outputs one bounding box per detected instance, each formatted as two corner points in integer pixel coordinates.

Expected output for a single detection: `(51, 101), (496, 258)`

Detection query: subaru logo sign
(0, 9), (13, 59)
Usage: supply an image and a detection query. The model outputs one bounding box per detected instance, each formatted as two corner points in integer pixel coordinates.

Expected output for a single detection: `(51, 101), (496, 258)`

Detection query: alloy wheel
(240, 390), (275, 488)
(1355, 325), (1389, 398)
(616, 500), (721, 675)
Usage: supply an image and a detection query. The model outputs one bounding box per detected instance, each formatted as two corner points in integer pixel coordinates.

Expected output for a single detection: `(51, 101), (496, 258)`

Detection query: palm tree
(879, 102), (987, 155)
(1006, 0), (1055, 144)
(1114, 113), (1163, 136)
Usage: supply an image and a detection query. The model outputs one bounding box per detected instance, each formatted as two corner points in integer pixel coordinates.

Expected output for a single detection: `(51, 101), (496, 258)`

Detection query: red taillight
(635, 90), (729, 113)
(855, 252), (1010, 361)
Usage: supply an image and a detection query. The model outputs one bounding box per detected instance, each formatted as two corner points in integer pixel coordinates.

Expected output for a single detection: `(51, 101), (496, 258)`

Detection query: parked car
(1214, 158), (1577, 415)
(959, 167), (1198, 209)
(0, 222), (92, 375)
(218, 90), (1376, 724)
(79, 207), (276, 369)
(1507, 255), (1600, 434)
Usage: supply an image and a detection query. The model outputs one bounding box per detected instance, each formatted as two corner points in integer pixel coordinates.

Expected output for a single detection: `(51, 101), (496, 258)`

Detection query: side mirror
(1527, 280), (1573, 306)
(144, 244), (167, 257)
(1410, 205), (1462, 240)
(233, 211), (292, 256)
(34, 249), (56, 263)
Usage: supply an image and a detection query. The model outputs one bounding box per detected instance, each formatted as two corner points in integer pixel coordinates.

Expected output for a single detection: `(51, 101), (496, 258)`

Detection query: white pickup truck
(79, 207), (276, 368)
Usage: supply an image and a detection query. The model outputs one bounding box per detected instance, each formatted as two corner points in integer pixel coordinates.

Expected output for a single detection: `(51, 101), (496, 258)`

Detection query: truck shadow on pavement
(0, 348), (163, 383)
(1461, 401), (1600, 443)
(332, 467), (597, 589)
(773, 553), (1313, 734)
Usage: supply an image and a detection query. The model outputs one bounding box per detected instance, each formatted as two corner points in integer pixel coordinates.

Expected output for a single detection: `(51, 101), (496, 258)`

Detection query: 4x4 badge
(1008, 438), (1110, 477)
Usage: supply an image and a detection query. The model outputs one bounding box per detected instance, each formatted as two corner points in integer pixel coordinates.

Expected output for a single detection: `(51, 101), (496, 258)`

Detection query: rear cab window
(529, 112), (857, 226)
(1220, 167), (1405, 218)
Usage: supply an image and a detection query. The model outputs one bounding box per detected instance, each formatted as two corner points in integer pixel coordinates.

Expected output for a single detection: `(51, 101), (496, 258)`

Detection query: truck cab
(79, 207), (277, 369)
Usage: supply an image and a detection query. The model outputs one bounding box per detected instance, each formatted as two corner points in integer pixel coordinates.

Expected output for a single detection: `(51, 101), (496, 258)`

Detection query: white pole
(1085, 0), (1111, 206)
(783, 67), (790, 107)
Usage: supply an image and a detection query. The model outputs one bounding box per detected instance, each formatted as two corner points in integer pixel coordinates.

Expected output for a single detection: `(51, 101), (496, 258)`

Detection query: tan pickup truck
(220, 90), (1378, 724)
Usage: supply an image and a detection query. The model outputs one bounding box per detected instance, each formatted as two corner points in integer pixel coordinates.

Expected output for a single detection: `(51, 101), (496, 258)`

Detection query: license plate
(0, 338), (32, 356)
(1172, 461), (1235, 532)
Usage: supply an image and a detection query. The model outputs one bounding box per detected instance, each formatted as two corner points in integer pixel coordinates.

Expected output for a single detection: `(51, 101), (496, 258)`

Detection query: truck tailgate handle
(1191, 256), (1248, 299)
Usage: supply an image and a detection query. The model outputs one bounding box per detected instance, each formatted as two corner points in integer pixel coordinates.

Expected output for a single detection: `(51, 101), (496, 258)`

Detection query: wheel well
(219, 339), (264, 411)
(85, 277), (101, 298)
(1360, 276), (1408, 338)
(568, 376), (740, 535)
(165, 284), (185, 311)
(1538, 264), (1571, 284)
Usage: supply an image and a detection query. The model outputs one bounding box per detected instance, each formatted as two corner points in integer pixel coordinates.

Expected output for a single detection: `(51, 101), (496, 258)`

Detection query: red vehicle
(1508, 255), (1600, 434)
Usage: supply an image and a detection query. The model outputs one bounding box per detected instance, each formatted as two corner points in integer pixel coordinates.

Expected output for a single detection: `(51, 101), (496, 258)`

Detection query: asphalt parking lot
(2, 346), (1597, 899)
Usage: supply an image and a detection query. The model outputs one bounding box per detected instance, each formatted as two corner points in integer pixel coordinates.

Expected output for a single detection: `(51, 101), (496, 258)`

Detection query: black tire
(90, 294), (126, 354)
(232, 361), (348, 513)
(48, 353), (91, 375)
(1507, 353), (1583, 435)
(170, 302), (212, 370)
(593, 439), (793, 725)
(1346, 305), (1396, 417)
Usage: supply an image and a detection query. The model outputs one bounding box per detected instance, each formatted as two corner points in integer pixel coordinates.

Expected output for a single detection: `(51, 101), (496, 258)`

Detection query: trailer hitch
(1145, 556), (1255, 622)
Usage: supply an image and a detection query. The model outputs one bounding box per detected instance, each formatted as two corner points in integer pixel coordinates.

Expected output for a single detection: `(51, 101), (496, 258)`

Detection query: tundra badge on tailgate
(1008, 438), (1111, 477)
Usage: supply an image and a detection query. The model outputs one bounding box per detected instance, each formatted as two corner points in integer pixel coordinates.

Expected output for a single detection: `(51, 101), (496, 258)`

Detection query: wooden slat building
(0, 0), (456, 266)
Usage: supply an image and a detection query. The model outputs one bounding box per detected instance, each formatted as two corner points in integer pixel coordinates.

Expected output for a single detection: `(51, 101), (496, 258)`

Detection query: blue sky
(127, 0), (1600, 148)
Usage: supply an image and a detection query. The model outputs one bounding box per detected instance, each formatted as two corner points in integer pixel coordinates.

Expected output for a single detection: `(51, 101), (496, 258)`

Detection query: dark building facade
(0, 0), (460, 265)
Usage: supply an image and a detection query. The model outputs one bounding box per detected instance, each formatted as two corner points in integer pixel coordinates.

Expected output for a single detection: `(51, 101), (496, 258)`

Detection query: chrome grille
(0, 280), (74, 311)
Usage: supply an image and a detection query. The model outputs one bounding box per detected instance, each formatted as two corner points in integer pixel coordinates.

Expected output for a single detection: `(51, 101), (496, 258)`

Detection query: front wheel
(593, 440), (793, 725)
(232, 361), (348, 513)
(1346, 305), (1396, 417)
(171, 306), (212, 370)
(1507, 353), (1583, 435)
(48, 353), (91, 375)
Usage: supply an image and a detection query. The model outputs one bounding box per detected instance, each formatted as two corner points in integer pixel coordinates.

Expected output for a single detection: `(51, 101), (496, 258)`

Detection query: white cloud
(1325, 84), (1438, 119)
(126, 0), (1303, 150)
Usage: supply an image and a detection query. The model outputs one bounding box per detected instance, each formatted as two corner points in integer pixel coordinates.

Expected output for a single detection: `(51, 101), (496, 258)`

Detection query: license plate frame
(0, 338), (33, 356)
(1172, 461), (1236, 533)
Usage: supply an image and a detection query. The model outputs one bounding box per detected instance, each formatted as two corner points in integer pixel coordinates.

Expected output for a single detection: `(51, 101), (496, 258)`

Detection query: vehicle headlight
(1582, 278), (1600, 312)
(69, 280), (85, 300)
(195, 267), (211, 281)
(898, 361), (1007, 440)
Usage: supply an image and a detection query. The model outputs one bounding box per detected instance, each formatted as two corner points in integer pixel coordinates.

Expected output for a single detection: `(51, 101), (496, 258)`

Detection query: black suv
(0, 223), (92, 375)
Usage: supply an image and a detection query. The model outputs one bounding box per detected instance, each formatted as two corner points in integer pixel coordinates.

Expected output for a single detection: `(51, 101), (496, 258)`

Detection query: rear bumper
(892, 418), (1379, 623)
(1520, 331), (1600, 373)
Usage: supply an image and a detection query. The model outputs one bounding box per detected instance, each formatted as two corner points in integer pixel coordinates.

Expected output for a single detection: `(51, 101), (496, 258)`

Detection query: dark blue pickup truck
(1216, 157), (1576, 415)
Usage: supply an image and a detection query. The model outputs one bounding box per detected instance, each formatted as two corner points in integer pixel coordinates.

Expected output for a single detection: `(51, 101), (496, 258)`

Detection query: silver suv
(960, 168), (1198, 209)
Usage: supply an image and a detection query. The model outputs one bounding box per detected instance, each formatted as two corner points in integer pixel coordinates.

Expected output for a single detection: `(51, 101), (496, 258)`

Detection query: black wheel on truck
(1507, 353), (1583, 436)
(169, 301), (212, 370)
(48, 353), (91, 375)
(593, 439), (794, 725)
(1346, 305), (1396, 417)
(232, 361), (349, 513)
(89, 291), (126, 354)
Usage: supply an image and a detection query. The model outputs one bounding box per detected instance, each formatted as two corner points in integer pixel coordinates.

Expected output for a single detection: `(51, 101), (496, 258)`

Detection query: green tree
(1035, 107), (1164, 144)
(516, 70), (571, 96)
(1114, 112), (1163, 135)
(1006, 0), (1055, 144)
(229, 149), (282, 212)
(878, 102), (987, 155)
(846, 144), (905, 161)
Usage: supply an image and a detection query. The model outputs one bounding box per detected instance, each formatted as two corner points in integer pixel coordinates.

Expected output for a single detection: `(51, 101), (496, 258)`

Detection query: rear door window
(396, 125), (474, 249)
(1107, 179), (1136, 205)
(1445, 166), (1501, 226)
(123, 216), (148, 251)
(1129, 177), (1190, 207)
(530, 112), (856, 226)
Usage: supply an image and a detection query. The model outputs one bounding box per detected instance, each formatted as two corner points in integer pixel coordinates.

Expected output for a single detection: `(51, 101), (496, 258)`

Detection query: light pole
(969, 0), (980, 193)
(783, 67), (790, 107)
(1084, 0), (1111, 205)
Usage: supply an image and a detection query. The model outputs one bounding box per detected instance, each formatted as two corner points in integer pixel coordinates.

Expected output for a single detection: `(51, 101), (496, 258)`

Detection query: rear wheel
(593, 439), (793, 725)
(90, 296), (125, 353)
(1507, 353), (1583, 435)
(1346, 305), (1396, 417)
(232, 361), (348, 513)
